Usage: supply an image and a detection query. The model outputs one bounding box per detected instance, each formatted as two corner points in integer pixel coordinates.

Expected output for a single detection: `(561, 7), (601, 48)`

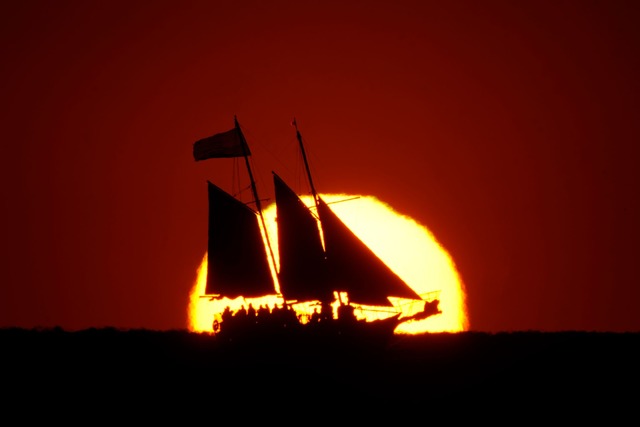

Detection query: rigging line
(325, 196), (361, 205)
(229, 121), (266, 196)
(265, 132), (299, 181)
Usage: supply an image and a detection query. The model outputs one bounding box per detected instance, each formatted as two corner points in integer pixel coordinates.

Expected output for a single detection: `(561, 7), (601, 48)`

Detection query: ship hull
(213, 313), (403, 347)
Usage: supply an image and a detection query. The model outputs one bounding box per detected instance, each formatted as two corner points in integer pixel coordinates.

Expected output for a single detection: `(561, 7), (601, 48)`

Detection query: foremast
(194, 116), (280, 301)
(234, 116), (278, 283)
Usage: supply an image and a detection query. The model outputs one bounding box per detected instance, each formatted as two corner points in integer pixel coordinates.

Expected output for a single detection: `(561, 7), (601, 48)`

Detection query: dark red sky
(1, 0), (639, 332)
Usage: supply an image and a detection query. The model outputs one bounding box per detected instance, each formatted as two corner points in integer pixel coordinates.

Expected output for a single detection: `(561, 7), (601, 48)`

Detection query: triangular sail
(316, 197), (422, 306)
(273, 173), (332, 304)
(206, 181), (275, 298)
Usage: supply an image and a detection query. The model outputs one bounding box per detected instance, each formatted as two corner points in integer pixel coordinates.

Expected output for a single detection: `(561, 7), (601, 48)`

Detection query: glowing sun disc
(188, 194), (468, 334)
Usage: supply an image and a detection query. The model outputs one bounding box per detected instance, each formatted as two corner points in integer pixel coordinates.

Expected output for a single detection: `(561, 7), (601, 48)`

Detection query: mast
(292, 118), (337, 315)
(293, 118), (320, 214)
(292, 118), (421, 309)
(234, 116), (278, 289)
(293, 118), (348, 311)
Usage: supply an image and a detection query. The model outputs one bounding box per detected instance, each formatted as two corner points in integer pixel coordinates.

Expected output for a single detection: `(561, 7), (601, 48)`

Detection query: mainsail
(277, 119), (423, 308)
(273, 172), (331, 304)
(275, 172), (422, 308)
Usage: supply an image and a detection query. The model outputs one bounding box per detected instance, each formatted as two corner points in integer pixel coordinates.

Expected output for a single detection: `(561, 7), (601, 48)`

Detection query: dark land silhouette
(2, 328), (638, 417)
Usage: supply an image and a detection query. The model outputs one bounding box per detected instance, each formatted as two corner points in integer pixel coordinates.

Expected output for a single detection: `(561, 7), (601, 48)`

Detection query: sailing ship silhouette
(193, 117), (441, 340)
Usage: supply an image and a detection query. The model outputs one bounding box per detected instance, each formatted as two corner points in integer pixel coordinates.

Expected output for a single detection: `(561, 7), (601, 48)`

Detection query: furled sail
(273, 172), (332, 304)
(316, 197), (422, 306)
(206, 181), (275, 298)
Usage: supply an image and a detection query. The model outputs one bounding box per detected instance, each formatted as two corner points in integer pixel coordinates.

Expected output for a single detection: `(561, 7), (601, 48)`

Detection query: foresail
(317, 197), (422, 306)
(206, 181), (275, 299)
(273, 173), (332, 304)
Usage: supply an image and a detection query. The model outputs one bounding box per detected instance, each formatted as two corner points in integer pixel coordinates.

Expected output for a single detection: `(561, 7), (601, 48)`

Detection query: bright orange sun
(188, 194), (469, 334)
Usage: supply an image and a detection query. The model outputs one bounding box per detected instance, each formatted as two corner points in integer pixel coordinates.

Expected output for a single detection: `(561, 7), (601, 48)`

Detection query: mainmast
(293, 118), (320, 215)
(292, 118), (347, 311)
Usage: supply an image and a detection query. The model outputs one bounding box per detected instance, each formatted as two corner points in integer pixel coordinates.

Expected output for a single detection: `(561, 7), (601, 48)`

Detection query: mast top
(292, 118), (320, 210)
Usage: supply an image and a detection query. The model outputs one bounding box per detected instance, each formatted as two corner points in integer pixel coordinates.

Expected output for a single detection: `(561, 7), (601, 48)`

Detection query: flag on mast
(193, 127), (249, 161)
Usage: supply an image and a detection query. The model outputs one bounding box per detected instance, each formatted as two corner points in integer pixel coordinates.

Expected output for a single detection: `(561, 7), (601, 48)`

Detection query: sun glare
(188, 194), (468, 334)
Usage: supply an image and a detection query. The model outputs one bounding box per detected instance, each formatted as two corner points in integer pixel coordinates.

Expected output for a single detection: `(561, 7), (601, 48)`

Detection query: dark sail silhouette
(316, 196), (422, 306)
(206, 181), (275, 299)
(194, 117), (441, 339)
(194, 116), (278, 302)
(273, 172), (330, 304)
(275, 173), (422, 307)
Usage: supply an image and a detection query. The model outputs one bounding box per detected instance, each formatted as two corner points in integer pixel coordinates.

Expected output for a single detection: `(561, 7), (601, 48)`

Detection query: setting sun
(188, 194), (468, 335)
